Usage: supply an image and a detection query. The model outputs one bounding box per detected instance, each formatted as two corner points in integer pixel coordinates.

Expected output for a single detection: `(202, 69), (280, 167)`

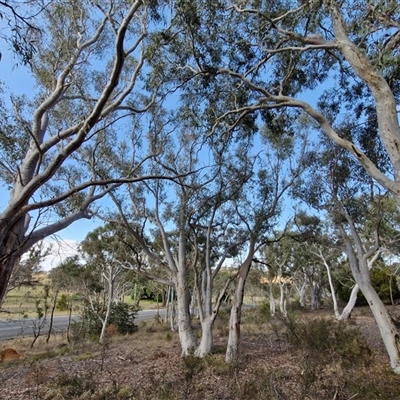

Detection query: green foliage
(283, 316), (373, 369)
(336, 267), (400, 306)
(280, 315), (373, 398)
(0, 2), (40, 66)
(56, 294), (69, 311)
(130, 288), (139, 300)
(183, 355), (205, 382)
(55, 372), (94, 398)
(33, 284), (51, 320)
(110, 302), (140, 335)
(131, 287), (163, 302)
(243, 303), (270, 325)
(81, 302), (140, 337)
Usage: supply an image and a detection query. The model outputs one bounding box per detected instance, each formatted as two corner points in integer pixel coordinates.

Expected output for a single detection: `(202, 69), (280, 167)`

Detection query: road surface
(0, 309), (162, 340)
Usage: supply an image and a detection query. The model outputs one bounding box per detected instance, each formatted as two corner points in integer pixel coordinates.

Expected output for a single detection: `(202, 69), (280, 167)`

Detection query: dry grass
(1, 307), (400, 399)
(2, 277), (50, 317)
(1, 274), (160, 318)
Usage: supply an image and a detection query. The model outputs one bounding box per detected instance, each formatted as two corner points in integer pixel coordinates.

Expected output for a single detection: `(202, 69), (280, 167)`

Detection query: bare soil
(1, 306), (400, 400)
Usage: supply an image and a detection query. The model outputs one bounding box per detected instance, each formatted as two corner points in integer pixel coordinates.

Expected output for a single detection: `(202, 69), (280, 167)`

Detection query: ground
(1, 306), (400, 400)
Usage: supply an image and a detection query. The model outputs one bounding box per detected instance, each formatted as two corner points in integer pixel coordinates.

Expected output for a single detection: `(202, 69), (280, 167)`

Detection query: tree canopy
(2, 0), (400, 373)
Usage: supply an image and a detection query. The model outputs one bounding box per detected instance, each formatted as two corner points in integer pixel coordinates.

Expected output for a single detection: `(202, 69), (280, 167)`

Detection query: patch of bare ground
(1, 307), (400, 399)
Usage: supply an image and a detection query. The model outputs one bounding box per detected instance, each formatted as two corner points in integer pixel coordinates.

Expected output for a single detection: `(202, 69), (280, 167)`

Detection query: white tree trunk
(298, 278), (307, 308)
(195, 316), (213, 357)
(338, 250), (381, 320)
(226, 282), (243, 364)
(328, 2), (400, 190)
(269, 281), (276, 316)
(339, 223), (400, 373)
(175, 266), (197, 356)
(99, 275), (114, 343)
(359, 277), (400, 373)
(293, 273), (307, 308)
(309, 277), (319, 310)
(321, 254), (340, 319)
(99, 265), (121, 343)
(226, 241), (255, 363)
(338, 284), (359, 320)
(279, 279), (287, 317)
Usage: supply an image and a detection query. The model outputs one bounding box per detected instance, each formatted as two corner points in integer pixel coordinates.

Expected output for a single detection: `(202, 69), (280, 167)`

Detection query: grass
(1, 273), (163, 318)
(1, 307), (400, 399)
(2, 274), (58, 318)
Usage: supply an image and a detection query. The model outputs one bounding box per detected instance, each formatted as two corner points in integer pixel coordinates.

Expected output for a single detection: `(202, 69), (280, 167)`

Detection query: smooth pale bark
(193, 202), (241, 357)
(208, 4), (400, 196)
(339, 224), (400, 373)
(358, 276), (400, 373)
(338, 284), (359, 320)
(309, 273), (320, 310)
(0, 0), (148, 306)
(278, 274), (287, 317)
(338, 248), (381, 321)
(315, 250), (340, 319)
(298, 276), (307, 308)
(194, 271), (235, 357)
(328, 1), (400, 187)
(175, 265), (197, 355)
(195, 316), (214, 357)
(97, 264), (123, 343)
(226, 240), (255, 363)
(99, 270), (114, 343)
(113, 187), (197, 354)
(269, 281), (276, 316)
(174, 233), (197, 355)
(293, 272), (307, 308)
(194, 263), (215, 357)
(325, 262), (340, 319)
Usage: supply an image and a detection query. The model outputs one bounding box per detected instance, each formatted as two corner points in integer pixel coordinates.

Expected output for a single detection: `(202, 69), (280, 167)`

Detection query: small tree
(80, 224), (136, 343)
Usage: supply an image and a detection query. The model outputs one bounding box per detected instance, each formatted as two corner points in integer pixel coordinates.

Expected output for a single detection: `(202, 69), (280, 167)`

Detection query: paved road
(0, 309), (162, 340)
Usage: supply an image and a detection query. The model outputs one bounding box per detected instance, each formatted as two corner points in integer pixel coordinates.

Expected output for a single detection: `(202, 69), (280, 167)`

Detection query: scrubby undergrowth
(1, 307), (400, 399)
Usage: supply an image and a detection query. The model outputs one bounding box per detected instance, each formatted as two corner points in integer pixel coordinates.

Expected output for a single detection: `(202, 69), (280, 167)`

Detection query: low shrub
(282, 315), (373, 369)
(79, 302), (140, 338)
(56, 294), (69, 311)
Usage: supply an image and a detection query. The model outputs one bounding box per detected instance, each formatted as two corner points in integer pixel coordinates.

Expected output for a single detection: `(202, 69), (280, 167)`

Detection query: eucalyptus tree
(311, 245), (342, 317)
(295, 137), (400, 373)
(80, 224), (136, 343)
(186, 133), (266, 357)
(160, 0), (400, 211)
(0, 0), (42, 65)
(0, 0), (177, 306)
(288, 216), (339, 311)
(101, 123), (210, 355)
(5, 240), (49, 295)
(223, 133), (308, 363)
(99, 102), (307, 358)
(260, 236), (298, 316)
(48, 255), (82, 340)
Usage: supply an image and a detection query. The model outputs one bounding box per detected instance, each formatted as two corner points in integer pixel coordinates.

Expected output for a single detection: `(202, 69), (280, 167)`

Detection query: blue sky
(1, 51), (105, 269)
(0, 27), (327, 271)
